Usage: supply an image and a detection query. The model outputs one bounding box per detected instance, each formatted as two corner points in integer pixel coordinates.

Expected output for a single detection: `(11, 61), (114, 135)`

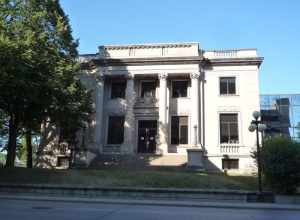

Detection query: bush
(261, 136), (300, 194)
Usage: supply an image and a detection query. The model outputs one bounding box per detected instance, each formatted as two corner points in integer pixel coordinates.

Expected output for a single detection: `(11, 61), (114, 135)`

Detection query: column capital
(190, 73), (200, 79)
(158, 73), (168, 80)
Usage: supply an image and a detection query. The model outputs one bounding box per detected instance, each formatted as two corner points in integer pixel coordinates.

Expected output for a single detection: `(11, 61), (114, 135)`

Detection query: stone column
(123, 74), (136, 154)
(190, 73), (200, 147)
(94, 74), (105, 153)
(158, 73), (168, 154)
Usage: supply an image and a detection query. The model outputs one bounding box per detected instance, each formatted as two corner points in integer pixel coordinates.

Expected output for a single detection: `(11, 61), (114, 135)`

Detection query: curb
(0, 183), (275, 203)
(1, 194), (300, 211)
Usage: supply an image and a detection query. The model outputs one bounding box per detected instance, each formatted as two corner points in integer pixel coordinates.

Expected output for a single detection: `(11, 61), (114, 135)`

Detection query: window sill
(110, 97), (125, 100)
(219, 94), (239, 97)
(220, 143), (240, 145)
(105, 144), (123, 147)
(171, 97), (190, 99)
(170, 144), (190, 147)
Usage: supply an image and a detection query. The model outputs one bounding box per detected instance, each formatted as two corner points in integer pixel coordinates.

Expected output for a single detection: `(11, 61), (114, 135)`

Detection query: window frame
(170, 115), (189, 145)
(110, 81), (126, 99)
(171, 80), (189, 98)
(139, 80), (157, 98)
(219, 113), (239, 144)
(219, 76), (237, 96)
(106, 116), (125, 145)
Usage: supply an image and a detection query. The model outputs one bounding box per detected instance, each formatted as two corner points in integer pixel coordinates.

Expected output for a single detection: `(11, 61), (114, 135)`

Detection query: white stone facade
(78, 42), (263, 174)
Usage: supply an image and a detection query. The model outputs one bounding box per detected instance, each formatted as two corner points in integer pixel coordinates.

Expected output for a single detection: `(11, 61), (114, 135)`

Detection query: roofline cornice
(99, 42), (198, 50)
(80, 56), (264, 69)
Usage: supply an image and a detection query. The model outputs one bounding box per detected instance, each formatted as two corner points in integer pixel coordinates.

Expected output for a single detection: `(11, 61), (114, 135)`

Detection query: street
(0, 198), (300, 220)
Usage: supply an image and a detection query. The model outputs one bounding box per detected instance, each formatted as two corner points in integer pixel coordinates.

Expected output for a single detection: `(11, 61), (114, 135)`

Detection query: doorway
(138, 120), (157, 153)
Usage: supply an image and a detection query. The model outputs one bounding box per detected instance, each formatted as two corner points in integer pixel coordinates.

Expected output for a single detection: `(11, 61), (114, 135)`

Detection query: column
(123, 74), (136, 154)
(94, 74), (105, 153)
(190, 73), (200, 147)
(158, 73), (168, 154)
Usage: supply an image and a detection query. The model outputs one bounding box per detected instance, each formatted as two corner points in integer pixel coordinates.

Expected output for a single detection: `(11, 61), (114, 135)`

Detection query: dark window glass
(220, 114), (239, 144)
(220, 77), (236, 95)
(141, 81), (156, 98)
(111, 81), (126, 99)
(171, 116), (188, 144)
(107, 116), (124, 144)
(222, 159), (239, 169)
(172, 81), (188, 98)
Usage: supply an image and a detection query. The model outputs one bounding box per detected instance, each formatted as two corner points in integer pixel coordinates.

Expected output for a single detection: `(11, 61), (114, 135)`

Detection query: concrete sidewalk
(1, 193), (300, 211)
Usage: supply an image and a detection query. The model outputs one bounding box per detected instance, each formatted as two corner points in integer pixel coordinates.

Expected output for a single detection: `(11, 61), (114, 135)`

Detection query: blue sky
(60, 0), (300, 94)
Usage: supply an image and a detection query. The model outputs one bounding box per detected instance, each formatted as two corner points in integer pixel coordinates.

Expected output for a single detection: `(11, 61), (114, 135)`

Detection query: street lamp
(248, 111), (267, 194)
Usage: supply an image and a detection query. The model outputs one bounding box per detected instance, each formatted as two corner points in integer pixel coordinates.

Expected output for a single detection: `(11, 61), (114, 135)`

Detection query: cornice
(80, 56), (264, 70)
(94, 56), (204, 66)
(99, 42), (197, 50)
(206, 57), (264, 67)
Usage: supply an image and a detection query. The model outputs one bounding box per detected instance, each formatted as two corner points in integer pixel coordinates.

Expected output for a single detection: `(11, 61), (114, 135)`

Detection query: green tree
(0, 0), (91, 168)
(261, 136), (300, 194)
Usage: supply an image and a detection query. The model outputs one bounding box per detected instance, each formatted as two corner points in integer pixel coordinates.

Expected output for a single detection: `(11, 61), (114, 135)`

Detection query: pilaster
(190, 72), (200, 147)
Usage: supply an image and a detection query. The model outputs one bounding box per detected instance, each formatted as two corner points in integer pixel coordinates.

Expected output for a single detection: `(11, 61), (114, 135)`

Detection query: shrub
(261, 136), (300, 194)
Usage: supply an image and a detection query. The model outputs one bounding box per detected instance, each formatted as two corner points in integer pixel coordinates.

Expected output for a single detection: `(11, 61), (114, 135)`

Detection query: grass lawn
(0, 167), (258, 191)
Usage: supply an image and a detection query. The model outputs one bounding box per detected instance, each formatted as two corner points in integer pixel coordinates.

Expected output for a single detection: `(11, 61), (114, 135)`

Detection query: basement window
(222, 159), (239, 170)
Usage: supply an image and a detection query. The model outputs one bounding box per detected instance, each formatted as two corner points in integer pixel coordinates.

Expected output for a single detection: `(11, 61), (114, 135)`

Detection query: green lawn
(0, 167), (258, 191)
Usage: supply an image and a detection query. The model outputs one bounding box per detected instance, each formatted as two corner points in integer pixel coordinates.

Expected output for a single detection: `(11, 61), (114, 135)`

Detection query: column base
(121, 143), (135, 155)
(157, 143), (168, 154)
(187, 148), (205, 171)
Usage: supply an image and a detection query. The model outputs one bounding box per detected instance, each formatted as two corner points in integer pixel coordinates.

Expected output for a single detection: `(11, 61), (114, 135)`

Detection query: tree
(261, 136), (300, 194)
(0, 0), (91, 168)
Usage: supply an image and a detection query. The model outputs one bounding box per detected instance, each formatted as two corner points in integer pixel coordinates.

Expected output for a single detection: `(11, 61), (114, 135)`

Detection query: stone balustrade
(204, 49), (258, 59)
(220, 144), (240, 154)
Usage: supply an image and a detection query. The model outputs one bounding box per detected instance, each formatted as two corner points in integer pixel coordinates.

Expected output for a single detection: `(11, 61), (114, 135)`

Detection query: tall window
(222, 159), (239, 169)
(141, 81), (156, 98)
(220, 113), (239, 144)
(111, 81), (126, 99)
(172, 81), (188, 98)
(171, 116), (188, 144)
(220, 77), (236, 95)
(107, 116), (124, 144)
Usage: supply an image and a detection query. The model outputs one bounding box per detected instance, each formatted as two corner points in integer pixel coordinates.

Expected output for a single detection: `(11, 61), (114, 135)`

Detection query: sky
(60, 0), (300, 94)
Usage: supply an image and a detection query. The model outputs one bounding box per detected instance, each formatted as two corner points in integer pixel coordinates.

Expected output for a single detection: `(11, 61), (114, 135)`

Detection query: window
(107, 116), (124, 144)
(171, 116), (188, 144)
(220, 77), (236, 95)
(111, 81), (126, 99)
(172, 81), (188, 98)
(220, 114), (239, 144)
(141, 81), (156, 98)
(222, 159), (239, 169)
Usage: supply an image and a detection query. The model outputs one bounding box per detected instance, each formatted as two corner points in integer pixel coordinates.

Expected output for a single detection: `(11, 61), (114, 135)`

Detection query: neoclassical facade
(78, 42), (263, 173)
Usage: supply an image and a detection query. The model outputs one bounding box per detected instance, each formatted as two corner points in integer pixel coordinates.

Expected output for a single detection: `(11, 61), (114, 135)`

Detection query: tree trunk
(5, 113), (18, 168)
(26, 129), (33, 168)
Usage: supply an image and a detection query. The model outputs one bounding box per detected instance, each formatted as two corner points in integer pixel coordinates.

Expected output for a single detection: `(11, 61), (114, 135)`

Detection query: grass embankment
(0, 168), (257, 191)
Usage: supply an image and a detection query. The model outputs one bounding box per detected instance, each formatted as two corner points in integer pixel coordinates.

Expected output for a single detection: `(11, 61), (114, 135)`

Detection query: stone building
(78, 42), (263, 173)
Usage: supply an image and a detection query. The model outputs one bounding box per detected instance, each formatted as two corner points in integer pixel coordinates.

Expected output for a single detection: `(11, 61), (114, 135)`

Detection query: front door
(138, 120), (157, 153)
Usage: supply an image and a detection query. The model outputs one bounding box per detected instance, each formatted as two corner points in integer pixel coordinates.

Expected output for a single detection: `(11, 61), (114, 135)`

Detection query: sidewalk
(1, 193), (300, 211)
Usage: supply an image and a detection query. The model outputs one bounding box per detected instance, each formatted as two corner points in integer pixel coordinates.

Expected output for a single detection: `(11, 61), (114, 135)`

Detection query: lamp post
(248, 111), (267, 194)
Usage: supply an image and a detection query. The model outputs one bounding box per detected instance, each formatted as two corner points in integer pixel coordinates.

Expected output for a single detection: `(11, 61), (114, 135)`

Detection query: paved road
(1, 198), (300, 220)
